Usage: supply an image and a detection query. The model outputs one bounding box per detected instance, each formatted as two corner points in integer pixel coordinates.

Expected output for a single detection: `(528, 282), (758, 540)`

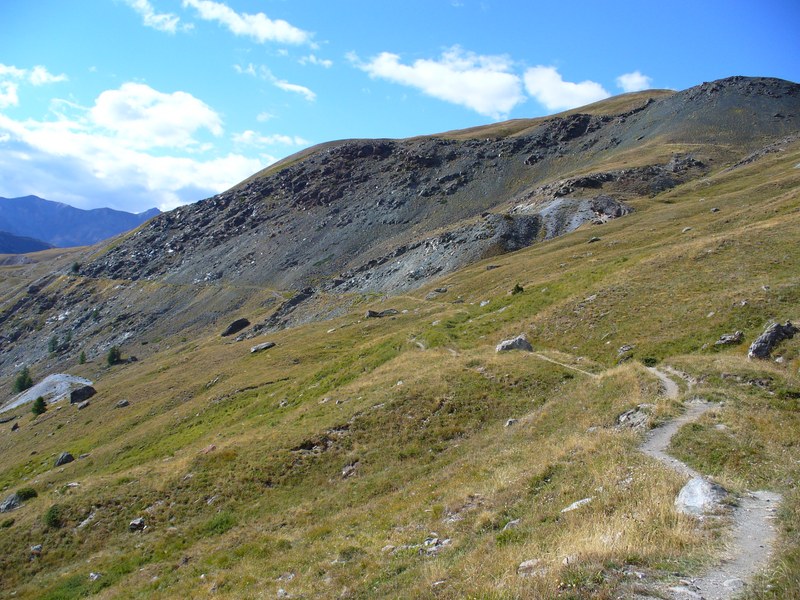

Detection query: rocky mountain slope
(0, 195), (160, 248)
(0, 76), (798, 599)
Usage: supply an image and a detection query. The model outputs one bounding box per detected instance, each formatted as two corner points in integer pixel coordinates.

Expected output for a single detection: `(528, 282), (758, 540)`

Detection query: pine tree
(31, 396), (47, 416)
(78, 350), (86, 364)
(12, 367), (33, 393)
(107, 346), (121, 366)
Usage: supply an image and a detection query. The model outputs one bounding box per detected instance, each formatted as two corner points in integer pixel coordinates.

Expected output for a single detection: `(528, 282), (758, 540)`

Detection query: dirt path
(639, 368), (783, 600)
(531, 352), (600, 378)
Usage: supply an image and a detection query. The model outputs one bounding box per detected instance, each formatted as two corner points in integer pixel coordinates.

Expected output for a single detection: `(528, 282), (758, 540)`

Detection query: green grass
(0, 141), (798, 598)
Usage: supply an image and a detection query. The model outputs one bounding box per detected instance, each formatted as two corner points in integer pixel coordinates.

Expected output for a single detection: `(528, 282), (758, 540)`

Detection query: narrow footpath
(639, 368), (783, 600)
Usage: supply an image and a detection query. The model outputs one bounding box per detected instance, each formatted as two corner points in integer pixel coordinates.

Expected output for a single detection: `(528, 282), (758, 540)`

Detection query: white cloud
(182, 0), (311, 45)
(0, 84), (265, 212)
(300, 54), (333, 68)
(616, 71), (653, 93)
(273, 79), (316, 101)
(29, 65), (68, 86)
(0, 64), (26, 79)
(523, 66), (609, 111)
(90, 82), (223, 149)
(233, 130), (308, 146)
(123, 0), (187, 33)
(351, 46), (524, 119)
(256, 111), (274, 122)
(0, 81), (19, 108)
(234, 63), (317, 101)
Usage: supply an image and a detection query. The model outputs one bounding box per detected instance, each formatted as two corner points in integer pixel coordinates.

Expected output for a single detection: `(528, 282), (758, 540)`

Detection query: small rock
(682, 227), (693, 233)
(0, 493), (21, 513)
(517, 558), (547, 577)
(561, 497), (593, 513)
(129, 517), (146, 531)
(480, 300), (490, 307)
(277, 588), (289, 598)
(11, 422), (19, 431)
(587, 236), (601, 243)
(434, 287), (448, 293)
(30, 544), (42, 557)
(710, 207), (720, 212)
(496, 334), (533, 353)
(342, 462), (359, 478)
(505, 418), (518, 427)
(485, 265), (500, 270)
(250, 341), (276, 353)
(77, 400), (90, 410)
(55, 452), (74, 467)
(562, 555), (578, 566)
(617, 344), (634, 356)
(201, 444), (216, 454)
(502, 519), (520, 531)
(675, 477), (728, 516)
(115, 399), (130, 408)
(616, 404), (653, 430)
(89, 572), (102, 581)
(714, 331), (743, 346)
(381, 544), (395, 553)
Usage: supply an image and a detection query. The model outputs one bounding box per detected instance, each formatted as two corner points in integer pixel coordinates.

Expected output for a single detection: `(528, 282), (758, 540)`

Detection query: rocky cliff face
(1, 76), (798, 378)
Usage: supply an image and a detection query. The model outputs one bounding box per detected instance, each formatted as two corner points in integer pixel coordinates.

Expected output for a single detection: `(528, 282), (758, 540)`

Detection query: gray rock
(617, 344), (635, 356)
(30, 544), (42, 557)
(115, 399), (130, 408)
(517, 558), (547, 577)
(70, 386), (96, 404)
(77, 400), (90, 410)
(129, 517), (146, 531)
(616, 404), (653, 430)
(221, 318), (250, 337)
(54, 452), (74, 467)
(587, 236), (601, 243)
(505, 418), (518, 427)
(714, 330), (743, 345)
(365, 309), (399, 318)
(0, 493), (21, 513)
(11, 422), (19, 432)
(250, 341), (276, 353)
(675, 476), (728, 515)
(89, 572), (102, 581)
(502, 518), (520, 531)
(748, 321), (799, 359)
(561, 497), (593, 513)
(496, 334), (533, 353)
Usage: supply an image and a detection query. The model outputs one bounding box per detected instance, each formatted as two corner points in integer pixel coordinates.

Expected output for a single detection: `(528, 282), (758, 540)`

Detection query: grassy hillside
(0, 140), (798, 599)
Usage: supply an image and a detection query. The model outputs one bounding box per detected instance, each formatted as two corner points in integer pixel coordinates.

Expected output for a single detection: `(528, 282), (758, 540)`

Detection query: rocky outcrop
(715, 331), (744, 346)
(54, 452), (74, 467)
(0, 493), (20, 513)
(496, 334), (533, 353)
(70, 386), (96, 404)
(748, 321), (798, 359)
(221, 318), (250, 337)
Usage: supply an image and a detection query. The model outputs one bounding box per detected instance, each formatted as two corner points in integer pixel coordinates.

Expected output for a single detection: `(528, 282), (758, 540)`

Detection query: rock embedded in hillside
(675, 477), (728, 516)
(0, 493), (21, 513)
(517, 558), (547, 577)
(496, 334), (533, 353)
(714, 331), (743, 346)
(561, 497), (593, 513)
(54, 452), (74, 467)
(129, 517), (146, 531)
(616, 404), (653, 430)
(70, 386), (96, 404)
(748, 321), (799, 359)
(365, 309), (399, 318)
(77, 400), (90, 410)
(250, 342), (276, 354)
(221, 318), (250, 337)
(115, 399), (130, 408)
(617, 344), (635, 356)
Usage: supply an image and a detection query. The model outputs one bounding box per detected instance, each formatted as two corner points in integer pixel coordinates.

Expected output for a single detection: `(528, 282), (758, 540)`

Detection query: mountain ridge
(0, 195), (160, 248)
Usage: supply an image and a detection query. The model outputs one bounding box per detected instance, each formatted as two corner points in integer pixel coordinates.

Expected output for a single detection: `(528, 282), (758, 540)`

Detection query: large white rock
(675, 476), (728, 516)
(496, 334), (533, 353)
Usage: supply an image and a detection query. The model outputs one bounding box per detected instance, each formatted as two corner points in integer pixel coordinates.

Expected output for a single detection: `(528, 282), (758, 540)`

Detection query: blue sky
(1, 0), (798, 213)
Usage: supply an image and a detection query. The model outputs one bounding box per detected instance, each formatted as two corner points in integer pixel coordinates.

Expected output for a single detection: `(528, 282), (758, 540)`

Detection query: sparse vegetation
(78, 350), (86, 364)
(106, 346), (121, 366)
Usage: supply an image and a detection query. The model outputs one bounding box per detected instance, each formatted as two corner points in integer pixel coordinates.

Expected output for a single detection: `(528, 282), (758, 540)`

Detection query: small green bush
(0, 518), (13, 528)
(512, 283), (524, 295)
(32, 396), (47, 416)
(16, 487), (37, 501)
(12, 367), (33, 393)
(107, 346), (121, 366)
(44, 504), (63, 528)
(78, 350), (86, 364)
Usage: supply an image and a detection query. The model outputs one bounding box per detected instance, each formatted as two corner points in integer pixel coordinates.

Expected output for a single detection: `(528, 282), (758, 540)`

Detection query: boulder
(77, 400), (90, 410)
(715, 331), (743, 346)
(115, 399), (130, 408)
(70, 386), (96, 404)
(221, 318), (250, 337)
(365, 309), (399, 318)
(496, 334), (533, 353)
(129, 517), (146, 531)
(517, 558), (547, 577)
(0, 493), (21, 513)
(54, 452), (74, 467)
(250, 341), (276, 354)
(748, 321), (799, 359)
(675, 476), (728, 516)
(11, 422), (19, 432)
